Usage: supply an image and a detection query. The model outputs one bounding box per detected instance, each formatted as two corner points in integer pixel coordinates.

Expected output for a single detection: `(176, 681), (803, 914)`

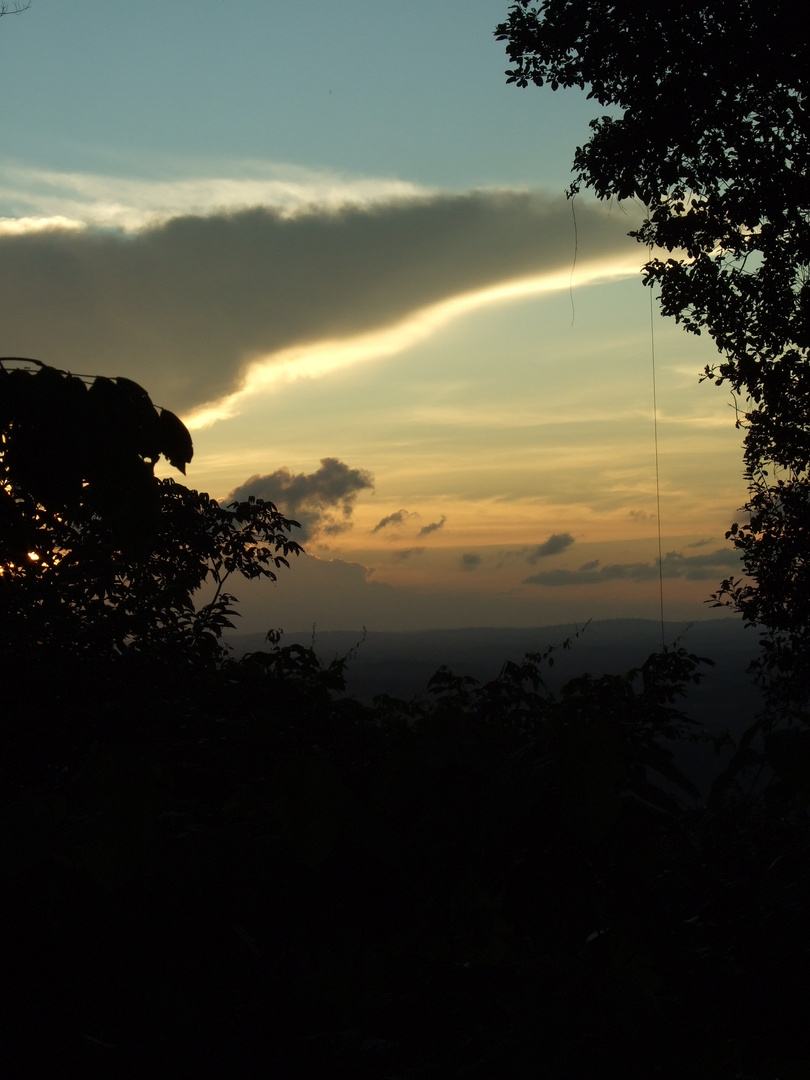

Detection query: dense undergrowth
(2, 633), (809, 1079)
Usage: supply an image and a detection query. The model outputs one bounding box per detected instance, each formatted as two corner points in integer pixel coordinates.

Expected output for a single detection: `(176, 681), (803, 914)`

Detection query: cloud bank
(224, 457), (373, 541)
(0, 190), (639, 412)
(523, 548), (742, 587)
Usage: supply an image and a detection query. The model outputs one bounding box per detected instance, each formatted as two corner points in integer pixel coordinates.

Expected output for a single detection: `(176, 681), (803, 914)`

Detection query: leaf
(158, 408), (194, 473)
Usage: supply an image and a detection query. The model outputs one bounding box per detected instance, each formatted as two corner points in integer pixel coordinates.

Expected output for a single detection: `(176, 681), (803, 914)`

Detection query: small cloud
(393, 547), (424, 561)
(225, 457), (373, 541)
(371, 509), (414, 533)
(686, 538), (713, 548)
(417, 515), (447, 537)
(527, 532), (575, 564)
(461, 553), (482, 571)
(578, 559), (600, 571)
(628, 509), (654, 521)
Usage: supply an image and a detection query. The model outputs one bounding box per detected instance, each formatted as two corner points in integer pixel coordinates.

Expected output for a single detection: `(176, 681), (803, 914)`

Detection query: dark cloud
(371, 509), (414, 534)
(628, 509), (654, 521)
(461, 553), (482, 571)
(523, 548), (742, 587)
(527, 532), (575, 563)
(393, 547), (424, 561)
(225, 457), (373, 541)
(417, 516), (447, 537)
(0, 193), (636, 410)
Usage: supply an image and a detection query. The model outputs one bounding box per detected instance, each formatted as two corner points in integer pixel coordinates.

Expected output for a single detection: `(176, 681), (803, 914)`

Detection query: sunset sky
(0, 1), (746, 633)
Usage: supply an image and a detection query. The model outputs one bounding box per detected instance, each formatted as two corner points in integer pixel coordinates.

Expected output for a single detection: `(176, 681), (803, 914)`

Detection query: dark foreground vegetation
(1, 369), (807, 1080)
(3, 597), (810, 1077)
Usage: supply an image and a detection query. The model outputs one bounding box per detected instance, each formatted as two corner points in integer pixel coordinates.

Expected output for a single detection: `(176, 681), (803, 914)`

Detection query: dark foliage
(2, 629), (809, 1079)
(0, 360), (301, 666)
(1, 361), (808, 1077)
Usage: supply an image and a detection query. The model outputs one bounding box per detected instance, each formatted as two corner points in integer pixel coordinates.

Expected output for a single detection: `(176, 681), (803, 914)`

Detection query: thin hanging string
(569, 196), (578, 325)
(649, 277), (666, 651)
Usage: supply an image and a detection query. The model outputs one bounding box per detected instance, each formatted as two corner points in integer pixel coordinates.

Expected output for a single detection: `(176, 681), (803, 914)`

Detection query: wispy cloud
(0, 160), (428, 231)
(224, 457), (373, 541)
(371, 509), (415, 534)
(393, 547), (425, 561)
(418, 516), (447, 537)
(0, 215), (85, 237)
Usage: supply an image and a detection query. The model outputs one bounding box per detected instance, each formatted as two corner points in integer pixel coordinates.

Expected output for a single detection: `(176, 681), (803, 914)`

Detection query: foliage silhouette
(0, 360), (301, 667)
(5, 620), (810, 1078)
(0, 358), (192, 555)
(496, 1), (810, 717)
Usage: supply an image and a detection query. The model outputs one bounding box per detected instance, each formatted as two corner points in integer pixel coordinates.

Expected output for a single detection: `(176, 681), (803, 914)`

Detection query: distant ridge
(229, 617), (762, 798)
(230, 616), (759, 710)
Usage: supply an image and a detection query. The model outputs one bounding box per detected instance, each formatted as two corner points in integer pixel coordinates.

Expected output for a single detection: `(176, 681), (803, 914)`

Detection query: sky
(0, 1), (747, 634)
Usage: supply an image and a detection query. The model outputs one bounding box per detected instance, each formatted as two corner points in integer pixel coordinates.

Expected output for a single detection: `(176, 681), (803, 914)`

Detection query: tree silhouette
(0, 359), (301, 666)
(496, 1), (810, 715)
